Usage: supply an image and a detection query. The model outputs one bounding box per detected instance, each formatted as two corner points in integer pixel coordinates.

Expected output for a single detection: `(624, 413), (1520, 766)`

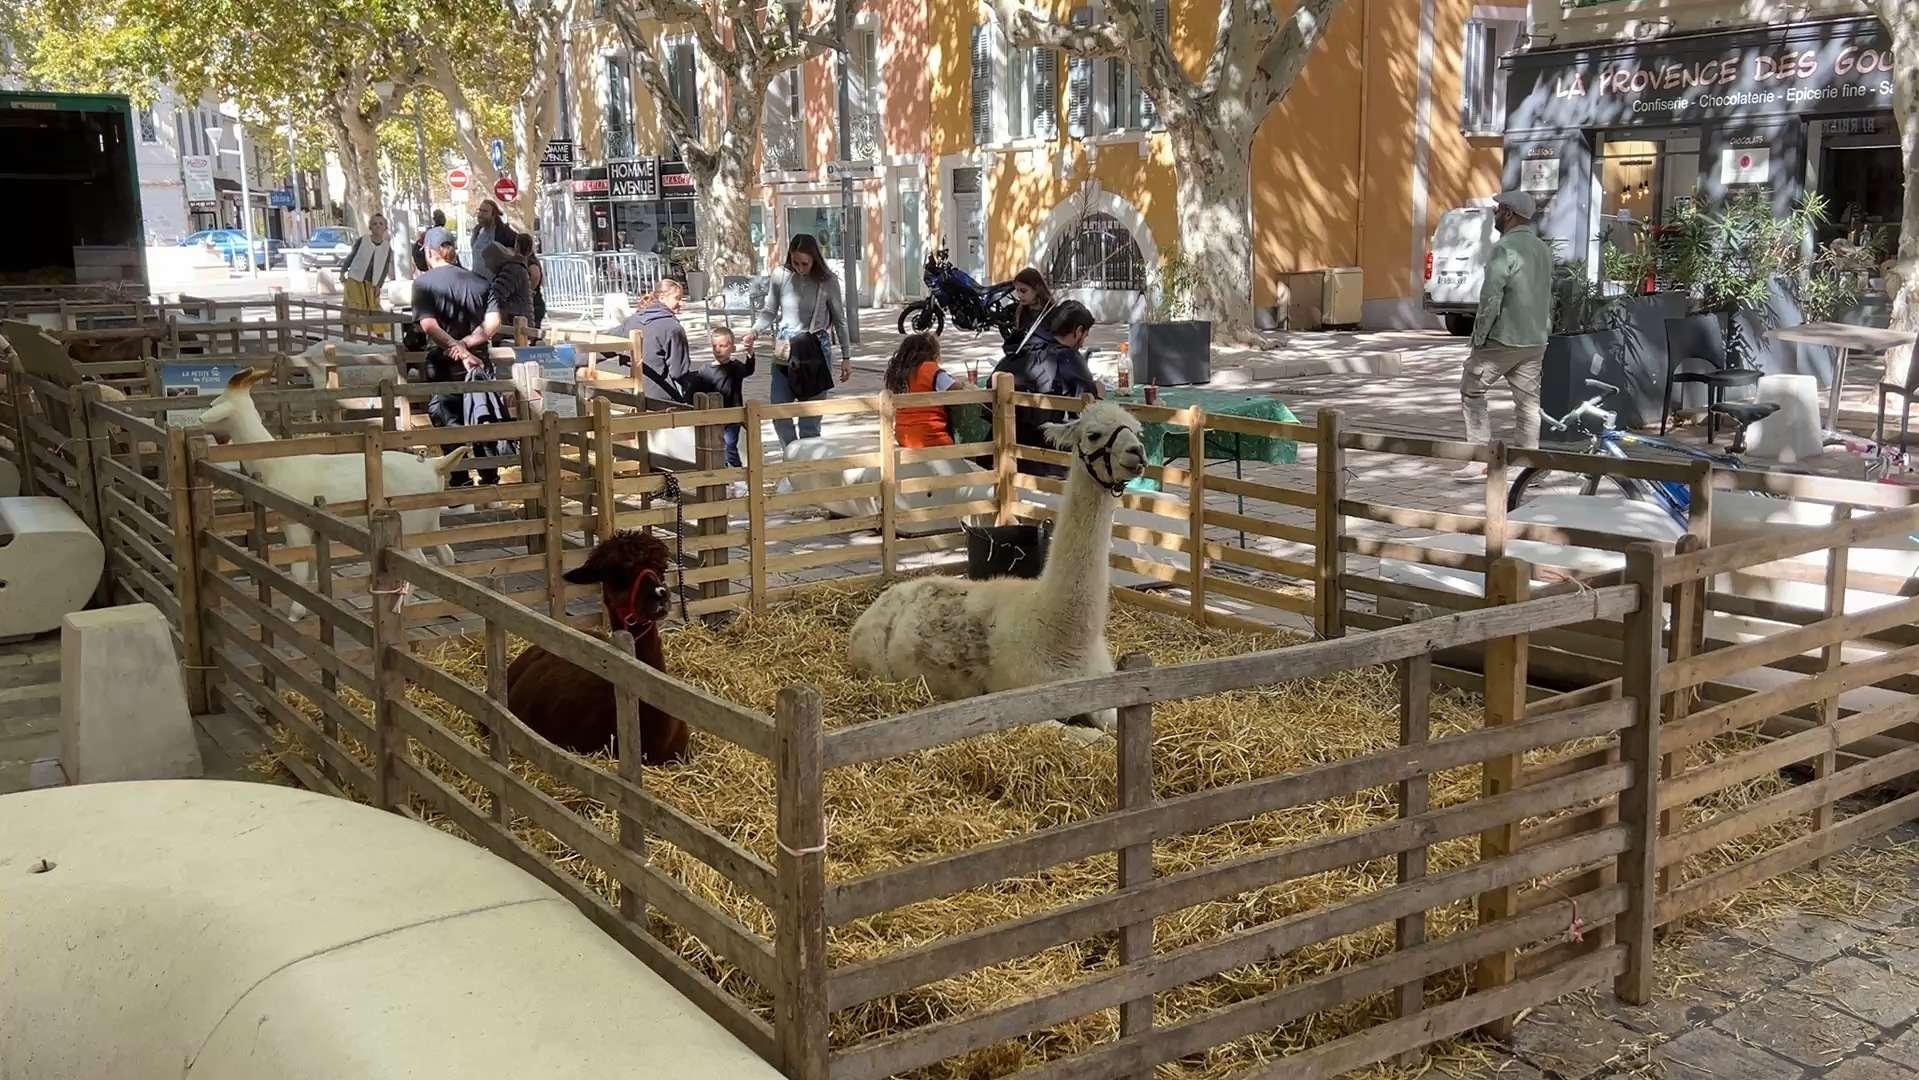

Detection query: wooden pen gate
(11, 322), (1919, 1075)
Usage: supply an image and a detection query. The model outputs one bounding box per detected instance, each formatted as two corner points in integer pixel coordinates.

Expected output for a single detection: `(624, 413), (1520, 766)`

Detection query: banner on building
(182, 155), (216, 205)
(541, 139), (576, 168)
(608, 158), (658, 201)
(160, 361), (246, 397)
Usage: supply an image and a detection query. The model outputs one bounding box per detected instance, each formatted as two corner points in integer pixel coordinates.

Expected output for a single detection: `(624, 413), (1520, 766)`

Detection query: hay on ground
(259, 583), (1919, 1079)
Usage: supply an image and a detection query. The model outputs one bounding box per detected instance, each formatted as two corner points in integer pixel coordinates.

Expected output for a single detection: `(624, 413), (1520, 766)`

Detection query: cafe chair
(1875, 342), (1919, 460)
(1662, 314), (1762, 444)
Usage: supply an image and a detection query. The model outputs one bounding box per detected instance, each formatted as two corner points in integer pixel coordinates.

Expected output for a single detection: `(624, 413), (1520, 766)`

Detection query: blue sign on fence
(161, 361), (248, 397)
(514, 344), (578, 380)
(267, 189), (294, 208)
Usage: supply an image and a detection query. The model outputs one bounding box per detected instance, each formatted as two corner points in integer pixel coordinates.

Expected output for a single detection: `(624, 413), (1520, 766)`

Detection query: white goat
(848, 401), (1148, 733)
(196, 368), (468, 619)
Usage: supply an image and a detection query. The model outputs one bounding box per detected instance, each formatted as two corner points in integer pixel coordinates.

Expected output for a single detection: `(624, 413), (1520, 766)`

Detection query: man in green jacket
(1457, 190), (1553, 481)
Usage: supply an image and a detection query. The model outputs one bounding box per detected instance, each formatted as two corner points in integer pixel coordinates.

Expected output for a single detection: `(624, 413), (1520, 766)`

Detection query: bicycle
(1510, 381), (1908, 526)
(1505, 379), (1778, 527)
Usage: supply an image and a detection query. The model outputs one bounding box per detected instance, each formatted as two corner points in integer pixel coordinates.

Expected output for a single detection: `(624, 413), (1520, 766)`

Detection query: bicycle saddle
(1709, 401), (1779, 427)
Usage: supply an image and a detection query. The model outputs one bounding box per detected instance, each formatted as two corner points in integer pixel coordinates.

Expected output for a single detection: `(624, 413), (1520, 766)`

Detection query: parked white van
(1423, 204), (1497, 336)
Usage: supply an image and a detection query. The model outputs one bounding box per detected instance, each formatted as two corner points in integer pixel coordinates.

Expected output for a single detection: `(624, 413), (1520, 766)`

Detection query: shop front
(1503, 15), (1902, 314)
(570, 156), (699, 259)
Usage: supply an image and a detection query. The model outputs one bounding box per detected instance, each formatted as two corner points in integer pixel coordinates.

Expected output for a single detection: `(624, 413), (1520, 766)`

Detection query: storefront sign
(541, 139), (575, 167)
(182, 155), (215, 205)
(160, 361), (246, 397)
(1521, 157), (1560, 193)
(572, 176), (610, 196)
(660, 159), (696, 196)
(1507, 18), (1896, 132)
(1720, 146), (1771, 185)
(267, 189), (293, 208)
(608, 158), (658, 201)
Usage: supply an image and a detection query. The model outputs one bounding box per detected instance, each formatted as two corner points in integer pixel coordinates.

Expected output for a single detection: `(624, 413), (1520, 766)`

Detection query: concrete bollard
(60, 603), (202, 784)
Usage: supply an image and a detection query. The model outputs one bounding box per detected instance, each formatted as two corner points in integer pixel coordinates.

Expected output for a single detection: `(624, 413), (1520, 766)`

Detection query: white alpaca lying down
(195, 368), (467, 619)
(848, 402), (1148, 731)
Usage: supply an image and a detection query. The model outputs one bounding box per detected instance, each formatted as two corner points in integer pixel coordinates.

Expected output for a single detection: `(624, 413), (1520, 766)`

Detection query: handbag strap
(806, 274), (829, 336)
(1015, 301), (1055, 354)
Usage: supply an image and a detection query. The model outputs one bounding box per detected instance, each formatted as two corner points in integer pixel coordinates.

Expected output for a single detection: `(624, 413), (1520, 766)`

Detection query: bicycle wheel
(1507, 467), (1649, 512)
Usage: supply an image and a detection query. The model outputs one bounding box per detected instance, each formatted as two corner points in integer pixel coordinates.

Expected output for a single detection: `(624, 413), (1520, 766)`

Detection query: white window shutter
(1067, 7), (1093, 138)
(1140, 0), (1167, 129)
(1034, 47), (1058, 139)
(971, 24), (993, 145)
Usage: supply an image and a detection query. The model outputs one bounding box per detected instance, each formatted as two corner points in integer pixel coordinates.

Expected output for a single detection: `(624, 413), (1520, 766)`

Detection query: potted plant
(1539, 261), (1641, 425)
(1127, 251), (1212, 386)
(660, 224), (707, 301)
(1664, 192), (1866, 381)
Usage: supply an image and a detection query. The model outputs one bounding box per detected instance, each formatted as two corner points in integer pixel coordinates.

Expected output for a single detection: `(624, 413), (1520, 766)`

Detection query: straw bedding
(259, 584), (1919, 1079)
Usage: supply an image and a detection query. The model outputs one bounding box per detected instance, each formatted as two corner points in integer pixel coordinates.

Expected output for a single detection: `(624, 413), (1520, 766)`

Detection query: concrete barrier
(0, 781), (784, 1080)
(0, 496), (104, 640)
(61, 603), (201, 783)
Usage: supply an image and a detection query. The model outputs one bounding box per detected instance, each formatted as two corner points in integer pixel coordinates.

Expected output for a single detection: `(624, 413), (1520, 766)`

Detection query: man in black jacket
(993, 300), (1101, 476)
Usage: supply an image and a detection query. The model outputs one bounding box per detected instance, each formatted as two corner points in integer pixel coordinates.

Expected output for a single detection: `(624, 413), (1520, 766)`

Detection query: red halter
(608, 569), (664, 632)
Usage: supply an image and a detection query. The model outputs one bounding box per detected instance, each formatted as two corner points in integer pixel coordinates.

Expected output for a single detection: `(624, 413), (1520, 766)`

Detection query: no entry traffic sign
(493, 176), (519, 203)
(446, 167), (469, 192)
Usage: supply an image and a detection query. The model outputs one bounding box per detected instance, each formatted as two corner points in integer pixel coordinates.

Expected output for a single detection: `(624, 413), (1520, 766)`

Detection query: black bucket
(965, 522), (1050, 580)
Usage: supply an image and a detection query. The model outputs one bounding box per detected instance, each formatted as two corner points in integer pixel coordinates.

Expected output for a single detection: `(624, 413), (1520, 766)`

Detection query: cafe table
(1769, 322), (1919, 430)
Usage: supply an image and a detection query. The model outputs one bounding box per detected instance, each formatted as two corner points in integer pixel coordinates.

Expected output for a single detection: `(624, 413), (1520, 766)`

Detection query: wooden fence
(15, 342), (1919, 1075)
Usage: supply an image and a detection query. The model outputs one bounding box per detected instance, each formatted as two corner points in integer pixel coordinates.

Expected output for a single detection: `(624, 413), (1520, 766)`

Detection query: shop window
(1048, 211), (1146, 292)
(664, 37), (700, 148)
(970, 24), (992, 145)
(749, 203), (765, 251)
(604, 54), (635, 161)
(1462, 14), (1523, 136)
(850, 28), (881, 159)
(787, 206), (846, 261)
(763, 67), (804, 173)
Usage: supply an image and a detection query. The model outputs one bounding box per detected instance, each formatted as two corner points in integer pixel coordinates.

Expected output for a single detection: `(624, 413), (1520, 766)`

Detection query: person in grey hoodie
(610, 277), (693, 405)
(741, 233), (852, 445)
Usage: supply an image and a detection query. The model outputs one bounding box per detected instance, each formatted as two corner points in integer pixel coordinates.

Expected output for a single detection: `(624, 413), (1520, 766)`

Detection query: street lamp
(205, 121), (259, 279)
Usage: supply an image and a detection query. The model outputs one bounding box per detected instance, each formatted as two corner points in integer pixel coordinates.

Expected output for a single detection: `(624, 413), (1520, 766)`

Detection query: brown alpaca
(505, 530), (690, 763)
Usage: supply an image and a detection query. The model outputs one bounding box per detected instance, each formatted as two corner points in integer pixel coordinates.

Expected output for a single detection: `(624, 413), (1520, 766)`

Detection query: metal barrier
(542, 251), (666, 317)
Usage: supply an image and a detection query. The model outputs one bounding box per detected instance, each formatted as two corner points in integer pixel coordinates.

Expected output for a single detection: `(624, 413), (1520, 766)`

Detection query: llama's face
(1045, 404), (1146, 496)
(196, 368), (269, 443)
(566, 530), (675, 631)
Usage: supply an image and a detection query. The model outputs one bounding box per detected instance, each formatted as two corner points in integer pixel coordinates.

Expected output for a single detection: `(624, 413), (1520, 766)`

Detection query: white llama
(848, 400), (1148, 731)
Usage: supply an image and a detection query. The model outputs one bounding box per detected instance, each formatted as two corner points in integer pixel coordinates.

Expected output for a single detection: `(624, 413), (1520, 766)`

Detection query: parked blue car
(179, 229), (250, 266)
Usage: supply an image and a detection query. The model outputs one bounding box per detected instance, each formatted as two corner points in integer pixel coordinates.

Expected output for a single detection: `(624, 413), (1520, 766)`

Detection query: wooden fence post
(613, 628), (649, 923)
(1187, 409), (1208, 624)
(1659, 532), (1703, 895)
(1483, 441), (1508, 564)
(312, 495), (341, 788)
(594, 396), (618, 544)
(69, 383), (108, 606)
(693, 393), (731, 622)
(992, 371), (1017, 526)
(1314, 408), (1346, 639)
(1116, 651), (1156, 1071)
(484, 618), (511, 820)
(271, 352), (295, 437)
(368, 509), (407, 811)
(541, 410), (566, 620)
(251, 500), (277, 694)
(1815, 509), (1851, 871)
(1395, 653), (1433, 1062)
(746, 402), (768, 609)
(168, 427), (210, 714)
(1474, 555), (1529, 1038)
(1616, 542), (1665, 1005)
(775, 685), (830, 1080)
(3, 353), (30, 496)
(879, 392), (898, 578)
(379, 377), (399, 433)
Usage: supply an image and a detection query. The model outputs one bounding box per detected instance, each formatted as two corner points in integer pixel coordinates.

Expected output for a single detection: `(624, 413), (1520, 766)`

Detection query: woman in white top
(741, 233), (852, 445)
(341, 214), (396, 326)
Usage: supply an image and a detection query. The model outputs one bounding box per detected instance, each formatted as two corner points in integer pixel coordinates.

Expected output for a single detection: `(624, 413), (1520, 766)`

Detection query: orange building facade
(539, 0), (1510, 329)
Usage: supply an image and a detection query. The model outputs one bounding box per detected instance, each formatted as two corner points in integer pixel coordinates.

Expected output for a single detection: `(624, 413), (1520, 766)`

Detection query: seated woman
(885, 333), (957, 449)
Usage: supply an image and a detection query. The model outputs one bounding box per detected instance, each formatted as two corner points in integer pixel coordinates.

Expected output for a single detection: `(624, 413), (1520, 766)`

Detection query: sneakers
(1452, 463), (1487, 482)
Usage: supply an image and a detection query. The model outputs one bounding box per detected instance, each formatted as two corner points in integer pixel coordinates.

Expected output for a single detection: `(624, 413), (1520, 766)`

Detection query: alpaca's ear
(562, 563), (603, 585)
(1041, 418), (1080, 450)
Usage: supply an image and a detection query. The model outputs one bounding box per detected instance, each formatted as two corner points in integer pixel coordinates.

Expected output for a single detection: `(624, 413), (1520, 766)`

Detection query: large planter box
(1542, 329), (1629, 428)
(681, 269), (709, 302)
(1127, 320), (1213, 386)
(1541, 292), (1682, 430)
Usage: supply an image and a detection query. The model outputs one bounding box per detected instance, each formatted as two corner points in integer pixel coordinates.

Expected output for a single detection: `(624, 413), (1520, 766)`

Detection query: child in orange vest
(885, 333), (956, 449)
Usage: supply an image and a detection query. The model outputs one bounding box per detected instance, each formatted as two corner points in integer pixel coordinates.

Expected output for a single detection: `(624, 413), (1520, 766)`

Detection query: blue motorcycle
(897, 247), (1018, 338)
